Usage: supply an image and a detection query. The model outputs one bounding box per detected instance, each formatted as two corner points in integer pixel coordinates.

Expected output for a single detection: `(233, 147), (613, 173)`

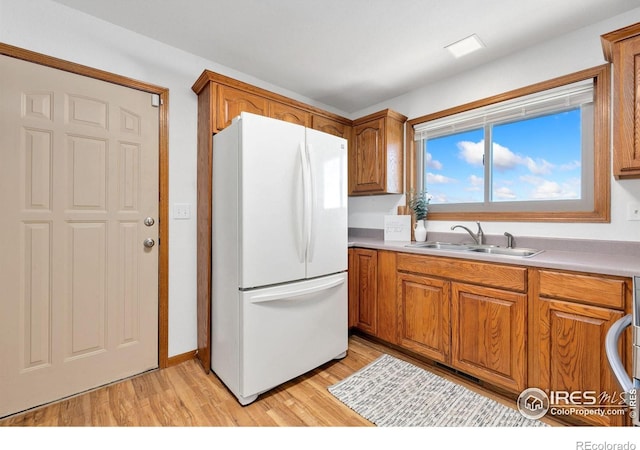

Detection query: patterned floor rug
(328, 354), (548, 427)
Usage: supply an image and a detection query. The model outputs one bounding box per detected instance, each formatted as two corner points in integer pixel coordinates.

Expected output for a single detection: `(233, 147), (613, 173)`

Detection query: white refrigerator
(211, 112), (348, 405)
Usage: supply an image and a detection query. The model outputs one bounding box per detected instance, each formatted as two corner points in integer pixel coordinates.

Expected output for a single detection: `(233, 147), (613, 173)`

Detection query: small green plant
(408, 189), (430, 221)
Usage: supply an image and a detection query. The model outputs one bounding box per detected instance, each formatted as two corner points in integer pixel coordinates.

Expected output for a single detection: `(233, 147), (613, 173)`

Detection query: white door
(305, 128), (348, 279)
(236, 113), (307, 288)
(0, 55), (159, 417)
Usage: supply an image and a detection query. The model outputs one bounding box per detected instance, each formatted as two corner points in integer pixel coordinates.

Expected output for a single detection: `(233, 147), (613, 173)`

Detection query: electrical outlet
(627, 203), (640, 221)
(173, 203), (191, 220)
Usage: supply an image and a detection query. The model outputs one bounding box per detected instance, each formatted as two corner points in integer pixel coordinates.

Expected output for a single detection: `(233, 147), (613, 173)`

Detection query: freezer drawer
(240, 273), (348, 401)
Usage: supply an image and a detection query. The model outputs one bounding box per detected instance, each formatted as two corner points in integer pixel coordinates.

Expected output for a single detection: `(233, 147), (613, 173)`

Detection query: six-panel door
(0, 55), (160, 418)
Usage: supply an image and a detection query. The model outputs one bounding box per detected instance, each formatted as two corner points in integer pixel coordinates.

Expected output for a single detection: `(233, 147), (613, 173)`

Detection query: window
(406, 66), (610, 222)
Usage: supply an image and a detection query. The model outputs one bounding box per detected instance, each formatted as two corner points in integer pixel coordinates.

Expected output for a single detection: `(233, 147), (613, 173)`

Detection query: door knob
(144, 217), (155, 226)
(143, 238), (155, 248)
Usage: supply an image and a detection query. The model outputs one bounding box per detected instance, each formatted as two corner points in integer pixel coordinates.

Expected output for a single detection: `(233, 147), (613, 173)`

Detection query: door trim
(0, 42), (170, 369)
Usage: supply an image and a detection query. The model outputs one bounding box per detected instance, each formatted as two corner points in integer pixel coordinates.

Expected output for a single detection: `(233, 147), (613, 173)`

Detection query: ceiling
(51, 0), (639, 114)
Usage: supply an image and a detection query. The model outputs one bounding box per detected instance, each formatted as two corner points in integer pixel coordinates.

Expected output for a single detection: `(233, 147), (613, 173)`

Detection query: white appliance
(605, 276), (639, 426)
(211, 112), (348, 405)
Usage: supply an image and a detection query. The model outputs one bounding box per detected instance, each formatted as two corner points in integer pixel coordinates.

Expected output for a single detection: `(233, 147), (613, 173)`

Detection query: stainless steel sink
(405, 241), (543, 257)
(405, 241), (472, 250)
(467, 246), (543, 257)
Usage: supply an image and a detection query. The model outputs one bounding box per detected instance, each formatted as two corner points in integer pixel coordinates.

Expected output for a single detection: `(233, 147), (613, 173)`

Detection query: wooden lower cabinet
(348, 248), (398, 343)
(531, 298), (624, 426)
(529, 269), (630, 426)
(395, 272), (526, 393)
(349, 249), (633, 426)
(397, 273), (450, 363)
(395, 254), (527, 393)
(451, 282), (526, 393)
(376, 250), (398, 343)
(349, 248), (378, 334)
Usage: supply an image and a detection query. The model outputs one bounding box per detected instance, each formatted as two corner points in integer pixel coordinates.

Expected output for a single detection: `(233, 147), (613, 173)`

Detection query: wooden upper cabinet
(352, 117), (385, 193)
(216, 85), (268, 130)
(192, 69), (352, 134)
(602, 23), (640, 178)
(268, 101), (311, 127)
(311, 114), (350, 140)
(350, 109), (407, 195)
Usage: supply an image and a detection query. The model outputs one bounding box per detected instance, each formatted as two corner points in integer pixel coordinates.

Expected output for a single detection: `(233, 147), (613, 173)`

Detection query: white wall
(3, 1), (640, 358)
(349, 8), (640, 243)
(0, 0), (348, 357)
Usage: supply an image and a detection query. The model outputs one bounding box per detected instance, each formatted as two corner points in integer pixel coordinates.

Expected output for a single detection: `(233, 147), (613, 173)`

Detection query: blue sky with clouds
(424, 109), (582, 204)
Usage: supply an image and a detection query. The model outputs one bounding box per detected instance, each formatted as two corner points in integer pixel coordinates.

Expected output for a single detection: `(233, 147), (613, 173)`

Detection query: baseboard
(167, 349), (197, 367)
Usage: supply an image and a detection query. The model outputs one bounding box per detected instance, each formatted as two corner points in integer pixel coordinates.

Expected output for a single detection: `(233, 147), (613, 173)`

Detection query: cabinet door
(376, 250), (398, 343)
(350, 118), (386, 194)
(311, 115), (350, 140)
(612, 34), (640, 177)
(397, 273), (450, 363)
(216, 85), (268, 130)
(268, 101), (311, 127)
(531, 296), (625, 426)
(352, 249), (378, 334)
(451, 282), (526, 393)
(348, 249), (357, 328)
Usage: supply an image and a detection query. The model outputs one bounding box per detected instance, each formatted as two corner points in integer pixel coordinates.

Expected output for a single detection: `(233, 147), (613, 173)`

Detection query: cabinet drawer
(397, 253), (526, 292)
(538, 270), (626, 309)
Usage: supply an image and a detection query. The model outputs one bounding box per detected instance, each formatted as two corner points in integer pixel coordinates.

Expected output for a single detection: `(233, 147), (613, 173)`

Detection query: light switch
(173, 203), (191, 219)
(627, 203), (640, 221)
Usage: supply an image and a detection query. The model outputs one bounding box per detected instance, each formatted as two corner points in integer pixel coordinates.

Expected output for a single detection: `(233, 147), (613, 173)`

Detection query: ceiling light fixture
(445, 34), (485, 58)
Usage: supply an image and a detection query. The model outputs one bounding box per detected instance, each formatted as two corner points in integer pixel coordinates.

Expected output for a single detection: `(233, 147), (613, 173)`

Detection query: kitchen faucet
(504, 232), (515, 248)
(451, 221), (485, 245)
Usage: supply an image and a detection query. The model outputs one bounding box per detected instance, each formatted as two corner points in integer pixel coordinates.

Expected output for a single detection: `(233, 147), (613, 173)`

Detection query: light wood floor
(0, 334), (553, 427)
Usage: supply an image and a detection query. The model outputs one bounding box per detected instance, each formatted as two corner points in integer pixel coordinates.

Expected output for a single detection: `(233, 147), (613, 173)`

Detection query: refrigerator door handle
(300, 142), (313, 263)
(249, 277), (346, 303)
(605, 313), (634, 396)
(299, 143), (311, 263)
(306, 143), (316, 263)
